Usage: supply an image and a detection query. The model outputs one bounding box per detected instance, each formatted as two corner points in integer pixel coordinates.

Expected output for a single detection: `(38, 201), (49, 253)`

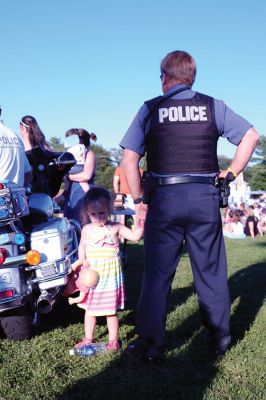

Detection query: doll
(63, 259), (99, 307)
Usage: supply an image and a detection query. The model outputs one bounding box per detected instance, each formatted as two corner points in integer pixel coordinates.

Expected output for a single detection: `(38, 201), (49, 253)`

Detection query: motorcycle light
(0, 248), (8, 265)
(0, 209), (9, 219)
(26, 250), (41, 266)
(13, 233), (26, 245)
(0, 197), (6, 206)
(0, 289), (14, 299)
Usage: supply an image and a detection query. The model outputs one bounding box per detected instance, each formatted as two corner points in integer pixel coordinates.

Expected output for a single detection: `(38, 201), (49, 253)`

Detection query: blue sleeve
(119, 104), (149, 155)
(214, 99), (253, 145)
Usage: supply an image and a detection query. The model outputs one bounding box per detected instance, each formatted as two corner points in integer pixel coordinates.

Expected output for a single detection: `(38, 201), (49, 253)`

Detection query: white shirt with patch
(0, 122), (31, 186)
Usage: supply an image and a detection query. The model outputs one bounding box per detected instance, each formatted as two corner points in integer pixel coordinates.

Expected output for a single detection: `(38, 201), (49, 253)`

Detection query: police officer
(120, 50), (259, 362)
(0, 108), (32, 187)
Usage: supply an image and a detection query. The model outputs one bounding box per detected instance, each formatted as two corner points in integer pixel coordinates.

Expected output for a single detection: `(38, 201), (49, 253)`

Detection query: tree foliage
(48, 137), (64, 151)
(249, 164), (266, 191)
(248, 135), (266, 190)
(217, 136), (266, 191)
(218, 155), (232, 171)
(109, 147), (123, 164)
(91, 144), (117, 191)
(251, 135), (266, 163)
(48, 137), (118, 192)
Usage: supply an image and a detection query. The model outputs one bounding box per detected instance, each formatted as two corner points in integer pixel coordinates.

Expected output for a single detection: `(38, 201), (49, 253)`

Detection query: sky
(1, 0), (265, 159)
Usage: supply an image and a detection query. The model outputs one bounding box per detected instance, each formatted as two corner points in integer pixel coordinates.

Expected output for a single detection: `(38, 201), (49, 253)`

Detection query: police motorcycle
(0, 146), (80, 340)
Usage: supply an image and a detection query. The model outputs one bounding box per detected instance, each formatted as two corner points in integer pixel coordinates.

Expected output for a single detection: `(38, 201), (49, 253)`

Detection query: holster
(141, 172), (157, 204)
(215, 171), (234, 208)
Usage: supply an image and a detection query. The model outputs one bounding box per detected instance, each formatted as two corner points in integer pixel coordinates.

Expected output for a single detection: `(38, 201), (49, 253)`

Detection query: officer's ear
(162, 74), (169, 92)
(161, 73), (167, 88)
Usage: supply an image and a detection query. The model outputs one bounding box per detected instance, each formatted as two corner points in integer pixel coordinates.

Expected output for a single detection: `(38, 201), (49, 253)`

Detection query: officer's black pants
(136, 182), (231, 346)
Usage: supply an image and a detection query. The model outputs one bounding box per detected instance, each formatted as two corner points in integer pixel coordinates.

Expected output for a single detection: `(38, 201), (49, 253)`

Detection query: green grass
(0, 237), (265, 400)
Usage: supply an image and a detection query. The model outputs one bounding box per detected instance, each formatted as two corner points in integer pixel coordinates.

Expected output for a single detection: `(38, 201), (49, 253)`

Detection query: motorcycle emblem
(0, 271), (12, 288)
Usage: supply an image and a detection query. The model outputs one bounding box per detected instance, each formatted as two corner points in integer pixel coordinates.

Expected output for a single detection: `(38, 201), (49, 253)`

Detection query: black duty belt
(155, 176), (216, 186)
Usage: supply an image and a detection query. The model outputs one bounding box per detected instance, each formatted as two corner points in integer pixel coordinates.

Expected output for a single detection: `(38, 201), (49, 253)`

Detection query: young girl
(69, 187), (143, 351)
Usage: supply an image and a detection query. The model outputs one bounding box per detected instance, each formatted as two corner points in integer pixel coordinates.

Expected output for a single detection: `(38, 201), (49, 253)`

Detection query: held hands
(131, 224), (144, 241)
(134, 202), (148, 229)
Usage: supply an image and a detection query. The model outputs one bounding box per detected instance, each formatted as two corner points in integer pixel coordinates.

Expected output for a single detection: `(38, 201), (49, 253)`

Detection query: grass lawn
(0, 236), (265, 400)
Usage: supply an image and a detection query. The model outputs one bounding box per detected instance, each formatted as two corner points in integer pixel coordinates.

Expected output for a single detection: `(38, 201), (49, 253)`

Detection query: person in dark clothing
(120, 50), (259, 363)
(244, 207), (260, 238)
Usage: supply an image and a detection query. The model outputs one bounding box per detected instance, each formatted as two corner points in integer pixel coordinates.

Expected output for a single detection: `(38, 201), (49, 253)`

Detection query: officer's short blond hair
(160, 50), (197, 86)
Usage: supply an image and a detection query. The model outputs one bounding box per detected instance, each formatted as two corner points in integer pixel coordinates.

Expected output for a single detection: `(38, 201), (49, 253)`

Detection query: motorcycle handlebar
(49, 159), (76, 167)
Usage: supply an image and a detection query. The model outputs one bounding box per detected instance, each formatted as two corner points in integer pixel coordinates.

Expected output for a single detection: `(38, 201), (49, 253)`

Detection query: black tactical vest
(144, 92), (219, 174)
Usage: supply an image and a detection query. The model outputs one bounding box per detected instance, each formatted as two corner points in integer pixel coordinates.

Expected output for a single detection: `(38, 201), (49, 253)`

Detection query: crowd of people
(222, 200), (266, 239)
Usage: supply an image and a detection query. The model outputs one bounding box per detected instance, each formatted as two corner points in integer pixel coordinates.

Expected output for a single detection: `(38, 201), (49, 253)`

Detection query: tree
(248, 135), (266, 190)
(218, 155), (232, 171)
(251, 135), (266, 163)
(249, 164), (266, 191)
(91, 144), (117, 191)
(48, 137), (64, 151)
(109, 147), (123, 165)
(47, 137), (118, 192)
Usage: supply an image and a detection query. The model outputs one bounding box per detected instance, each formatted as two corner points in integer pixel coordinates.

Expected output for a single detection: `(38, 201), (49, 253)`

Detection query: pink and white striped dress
(79, 225), (125, 316)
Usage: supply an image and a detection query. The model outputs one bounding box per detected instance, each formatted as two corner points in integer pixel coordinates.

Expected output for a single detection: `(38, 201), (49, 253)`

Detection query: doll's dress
(78, 224), (125, 315)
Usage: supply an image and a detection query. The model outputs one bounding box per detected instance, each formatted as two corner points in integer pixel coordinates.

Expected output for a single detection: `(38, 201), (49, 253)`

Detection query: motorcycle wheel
(0, 305), (34, 340)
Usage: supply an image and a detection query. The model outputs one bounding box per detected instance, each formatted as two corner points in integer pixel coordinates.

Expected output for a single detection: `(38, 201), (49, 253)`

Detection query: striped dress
(79, 225), (125, 316)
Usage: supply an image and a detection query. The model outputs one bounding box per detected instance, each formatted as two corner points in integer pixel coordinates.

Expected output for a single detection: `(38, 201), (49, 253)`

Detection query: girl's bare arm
(118, 223), (143, 242)
(78, 225), (90, 261)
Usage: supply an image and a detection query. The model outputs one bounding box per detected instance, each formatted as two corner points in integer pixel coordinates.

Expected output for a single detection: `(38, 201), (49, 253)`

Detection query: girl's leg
(106, 314), (119, 342)
(106, 314), (120, 350)
(84, 313), (96, 340)
(74, 312), (96, 349)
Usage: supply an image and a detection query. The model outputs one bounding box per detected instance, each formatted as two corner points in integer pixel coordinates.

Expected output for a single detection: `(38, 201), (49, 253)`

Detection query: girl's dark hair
(20, 115), (48, 148)
(65, 128), (97, 149)
(80, 187), (112, 226)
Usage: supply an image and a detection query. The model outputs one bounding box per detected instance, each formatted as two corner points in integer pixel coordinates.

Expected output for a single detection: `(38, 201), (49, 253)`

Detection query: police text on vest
(159, 106), (208, 123)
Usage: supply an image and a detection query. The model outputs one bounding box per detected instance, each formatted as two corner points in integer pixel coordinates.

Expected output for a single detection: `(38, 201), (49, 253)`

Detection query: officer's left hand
(218, 169), (229, 179)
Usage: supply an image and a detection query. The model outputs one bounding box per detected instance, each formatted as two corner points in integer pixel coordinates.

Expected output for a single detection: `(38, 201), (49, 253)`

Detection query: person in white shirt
(223, 210), (246, 239)
(64, 135), (90, 193)
(0, 108), (32, 187)
(63, 128), (97, 223)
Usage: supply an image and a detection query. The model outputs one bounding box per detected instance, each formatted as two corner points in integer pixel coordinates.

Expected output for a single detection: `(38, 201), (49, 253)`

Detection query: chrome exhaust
(37, 290), (57, 314)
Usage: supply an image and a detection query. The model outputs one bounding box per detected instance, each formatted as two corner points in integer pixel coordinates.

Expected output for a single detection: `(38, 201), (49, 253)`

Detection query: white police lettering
(158, 106), (208, 123)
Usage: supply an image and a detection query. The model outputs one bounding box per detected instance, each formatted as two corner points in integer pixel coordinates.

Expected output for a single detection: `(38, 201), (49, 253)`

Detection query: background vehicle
(0, 147), (80, 340)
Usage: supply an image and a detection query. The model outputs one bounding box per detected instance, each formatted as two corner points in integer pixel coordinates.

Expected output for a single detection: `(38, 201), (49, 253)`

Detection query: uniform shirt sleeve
(119, 104), (149, 155)
(214, 99), (253, 145)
